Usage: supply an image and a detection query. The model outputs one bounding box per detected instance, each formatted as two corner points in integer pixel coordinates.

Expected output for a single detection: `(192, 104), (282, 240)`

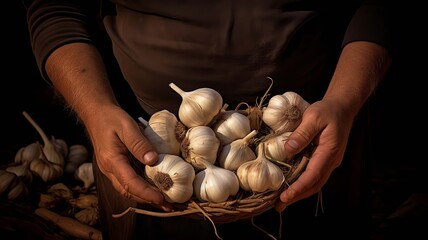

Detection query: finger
(108, 156), (165, 205)
(122, 120), (159, 166)
(275, 149), (334, 212)
(284, 108), (323, 154)
(109, 171), (173, 211)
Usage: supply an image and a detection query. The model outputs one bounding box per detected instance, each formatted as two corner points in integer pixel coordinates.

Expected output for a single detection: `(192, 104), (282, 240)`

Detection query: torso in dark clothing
(104, 0), (357, 116)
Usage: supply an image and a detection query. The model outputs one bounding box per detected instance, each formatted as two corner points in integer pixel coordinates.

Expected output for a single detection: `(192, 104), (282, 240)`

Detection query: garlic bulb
(75, 162), (94, 190)
(237, 143), (285, 192)
(30, 148), (63, 182)
(65, 144), (89, 174)
(0, 170), (29, 200)
(138, 110), (186, 155)
(69, 194), (98, 209)
(14, 141), (41, 166)
(48, 183), (74, 200)
(75, 207), (99, 226)
(261, 131), (295, 163)
(193, 160), (240, 203)
(6, 164), (33, 185)
(23, 111), (65, 167)
(144, 154), (195, 203)
(262, 91), (310, 133)
(180, 126), (220, 170)
(212, 106), (251, 146)
(52, 137), (68, 158)
(169, 82), (223, 128)
(218, 130), (257, 171)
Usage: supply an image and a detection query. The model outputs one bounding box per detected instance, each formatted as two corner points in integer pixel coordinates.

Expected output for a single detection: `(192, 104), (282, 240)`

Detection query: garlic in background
(30, 144), (63, 182)
(75, 207), (99, 226)
(144, 154), (195, 203)
(75, 162), (94, 191)
(138, 109), (186, 155)
(14, 141), (42, 167)
(180, 126), (220, 170)
(22, 111), (65, 168)
(65, 144), (89, 175)
(169, 82), (223, 128)
(6, 164), (33, 185)
(262, 91), (309, 133)
(193, 160), (240, 203)
(0, 170), (29, 200)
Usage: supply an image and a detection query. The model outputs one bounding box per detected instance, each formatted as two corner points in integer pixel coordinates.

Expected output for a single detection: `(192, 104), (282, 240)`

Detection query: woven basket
(113, 152), (309, 225)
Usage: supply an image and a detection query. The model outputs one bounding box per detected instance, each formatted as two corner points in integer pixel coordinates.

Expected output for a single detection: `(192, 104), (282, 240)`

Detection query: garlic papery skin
(6, 164), (33, 185)
(180, 126), (220, 170)
(169, 82), (223, 128)
(212, 107), (251, 146)
(52, 137), (68, 158)
(14, 141), (42, 166)
(144, 154), (195, 203)
(30, 148), (63, 182)
(261, 131), (295, 163)
(138, 110), (186, 155)
(65, 144), (89, 175)
(75, 162), (94, 190)
(0, 170), (29, 200)
(237, 143), (285, 193)
(262, 91), (310, 133)
(218, 130), (257, 171)
(193, 160), (240, 203)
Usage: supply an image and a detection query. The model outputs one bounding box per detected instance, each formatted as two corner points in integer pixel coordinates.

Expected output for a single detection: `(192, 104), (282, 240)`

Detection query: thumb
(124, 123), (159, 166)
(284, 120), (316, 155)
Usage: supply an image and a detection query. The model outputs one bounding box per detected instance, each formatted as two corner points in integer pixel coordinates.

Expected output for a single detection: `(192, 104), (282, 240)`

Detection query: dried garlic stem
(22, 111), (51, 148)
(22, 111), (64, 167)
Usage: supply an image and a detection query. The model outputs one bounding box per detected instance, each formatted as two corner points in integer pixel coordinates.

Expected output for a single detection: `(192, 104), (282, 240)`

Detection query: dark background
(2, 1), (427, 239)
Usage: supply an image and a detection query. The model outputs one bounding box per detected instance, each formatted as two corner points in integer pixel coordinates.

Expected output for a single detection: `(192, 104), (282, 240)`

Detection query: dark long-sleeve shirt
(22, 0), (391, 116)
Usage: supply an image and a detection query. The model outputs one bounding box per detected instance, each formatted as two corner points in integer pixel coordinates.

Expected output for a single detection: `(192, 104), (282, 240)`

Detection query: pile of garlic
(0, 111), (94, 201)
(140, 82), (310, 204)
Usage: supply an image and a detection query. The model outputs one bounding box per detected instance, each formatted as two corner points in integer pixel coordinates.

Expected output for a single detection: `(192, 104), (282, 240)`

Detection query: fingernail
(144, 151), (158, 165)
(287, 139), (299, 149)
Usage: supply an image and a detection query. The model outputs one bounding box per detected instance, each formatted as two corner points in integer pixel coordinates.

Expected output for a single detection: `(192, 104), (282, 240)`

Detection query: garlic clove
(6, 164), (33, 185)
(14, 141), (42, 166)
(0, 170), (18, 195)
(169, 82), (223, 128)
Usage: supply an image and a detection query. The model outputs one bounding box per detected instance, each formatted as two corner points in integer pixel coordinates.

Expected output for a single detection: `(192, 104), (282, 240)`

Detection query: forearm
(323, 41), (391, 117)
(45, 42), (119, 124)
